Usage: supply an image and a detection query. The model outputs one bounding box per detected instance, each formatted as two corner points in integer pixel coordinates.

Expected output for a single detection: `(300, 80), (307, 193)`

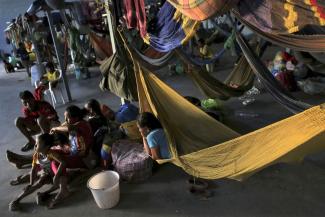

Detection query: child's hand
(50, 128), (57, 134)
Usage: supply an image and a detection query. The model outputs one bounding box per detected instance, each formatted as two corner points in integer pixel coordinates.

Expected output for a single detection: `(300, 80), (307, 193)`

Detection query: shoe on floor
(21, 142), (34, 152)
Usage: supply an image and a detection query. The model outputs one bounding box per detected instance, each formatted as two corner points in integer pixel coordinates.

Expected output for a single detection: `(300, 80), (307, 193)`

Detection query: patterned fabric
(112, 140), (153, 183)
(233, 10), (325, 52)
(144, 1), (200, 52)
(167, 0), (238, 20)
(237, 0), (325, 34)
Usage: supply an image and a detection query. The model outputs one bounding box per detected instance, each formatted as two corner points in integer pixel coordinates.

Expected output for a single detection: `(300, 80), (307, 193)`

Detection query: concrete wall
(0, 0), (33, 52)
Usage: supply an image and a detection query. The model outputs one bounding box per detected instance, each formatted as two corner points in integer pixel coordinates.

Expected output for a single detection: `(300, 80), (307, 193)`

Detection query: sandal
(36, 192), (52, 205)
(47, 191), (70, 209)
(6, 150), (32, 169)
(21, 142), (34, 152)
(9, 200), (20, 212)
(187, 178), (209, 191)
(10, 175), (29, 186)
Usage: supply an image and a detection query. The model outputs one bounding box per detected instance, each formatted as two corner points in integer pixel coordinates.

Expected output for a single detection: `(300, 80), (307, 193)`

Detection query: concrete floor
(1, 49), (325, 217)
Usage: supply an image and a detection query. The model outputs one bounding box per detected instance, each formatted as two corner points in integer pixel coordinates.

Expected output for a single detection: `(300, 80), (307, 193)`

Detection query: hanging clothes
(123, 0), (147, 38)
(99, 53), (138, 101)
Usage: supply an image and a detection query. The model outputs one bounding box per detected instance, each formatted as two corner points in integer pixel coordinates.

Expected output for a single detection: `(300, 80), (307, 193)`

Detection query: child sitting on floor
(9, 133), (68, 211)
(33, 132), (87, 209)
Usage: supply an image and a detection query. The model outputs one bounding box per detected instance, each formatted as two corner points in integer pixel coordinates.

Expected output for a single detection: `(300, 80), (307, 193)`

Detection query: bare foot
(9, 200), (20, 212)
(47, 191), (70, 209)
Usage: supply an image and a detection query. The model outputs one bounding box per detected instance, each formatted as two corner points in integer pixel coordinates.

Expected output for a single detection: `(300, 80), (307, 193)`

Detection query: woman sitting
(137, 112), (170, 160)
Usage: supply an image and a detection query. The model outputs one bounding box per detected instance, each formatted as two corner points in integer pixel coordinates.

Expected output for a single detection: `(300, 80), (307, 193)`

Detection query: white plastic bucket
(87, 171), (120, 209)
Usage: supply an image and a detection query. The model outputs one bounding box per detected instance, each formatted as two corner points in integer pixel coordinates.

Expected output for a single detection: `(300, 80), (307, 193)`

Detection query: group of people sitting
(7, 90), (170, 211)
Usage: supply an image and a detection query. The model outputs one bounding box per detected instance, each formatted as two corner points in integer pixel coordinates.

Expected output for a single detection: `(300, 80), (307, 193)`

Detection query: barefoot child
(9, 134), (56, 211)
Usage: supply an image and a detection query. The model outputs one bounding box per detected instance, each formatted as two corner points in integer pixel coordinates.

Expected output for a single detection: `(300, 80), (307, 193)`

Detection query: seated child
(43, 62), (60, 88)
(34, 62), (60, 100)
(8, 133), (67, 211)
(35, 133), (87, 209)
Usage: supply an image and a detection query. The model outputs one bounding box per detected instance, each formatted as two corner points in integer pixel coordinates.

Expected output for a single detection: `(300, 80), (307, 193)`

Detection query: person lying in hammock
(137, 112), (170, 160)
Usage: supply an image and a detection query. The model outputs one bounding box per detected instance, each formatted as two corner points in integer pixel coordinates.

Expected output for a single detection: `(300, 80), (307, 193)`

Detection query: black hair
(18, 42), (24, 48)
(198, 38), (205, 44)
(19, 90), (34, 100)
(45, 62), (55, 70)
(137, 112), (162, 131)
(66, 105), (86, 120)
(53, 132), (69, 145)
(86, 99), (104, 117)
(37, 133), (55, 149)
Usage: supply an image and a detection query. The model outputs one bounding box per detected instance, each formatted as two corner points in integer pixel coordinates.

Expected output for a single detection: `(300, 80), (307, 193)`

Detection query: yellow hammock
(134, 61), (325, 181)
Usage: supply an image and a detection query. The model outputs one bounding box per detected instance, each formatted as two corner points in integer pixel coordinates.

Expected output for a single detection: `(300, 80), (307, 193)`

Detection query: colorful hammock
(166, 0), (238, 21)
(237, 0), (325, 34)
(143, 1), (200, 52)
(233, 10), (325, 52)
(167, 0), (325, 34)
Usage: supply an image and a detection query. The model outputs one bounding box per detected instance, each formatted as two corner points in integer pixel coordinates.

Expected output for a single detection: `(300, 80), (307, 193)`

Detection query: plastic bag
(201, 98), (222, 110)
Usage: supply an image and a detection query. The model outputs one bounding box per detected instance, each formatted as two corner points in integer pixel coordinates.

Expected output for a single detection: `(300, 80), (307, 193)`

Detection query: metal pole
(26, 22), (44, 74)
(46, 10), (72, 101)
(104, 0), (116, 54)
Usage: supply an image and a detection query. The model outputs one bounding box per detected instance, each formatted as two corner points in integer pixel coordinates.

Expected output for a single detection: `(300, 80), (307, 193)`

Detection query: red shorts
(50, 150), (86, 176)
